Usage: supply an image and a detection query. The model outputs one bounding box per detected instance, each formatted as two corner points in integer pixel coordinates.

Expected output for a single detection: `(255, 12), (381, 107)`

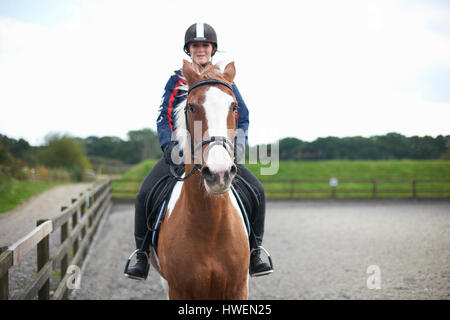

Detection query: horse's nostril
(230, 165), (237, 177)
(201, 166), (214, 182)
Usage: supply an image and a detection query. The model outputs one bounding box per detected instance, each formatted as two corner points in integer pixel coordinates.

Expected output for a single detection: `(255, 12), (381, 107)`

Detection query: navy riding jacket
(156, 69), (249, 149)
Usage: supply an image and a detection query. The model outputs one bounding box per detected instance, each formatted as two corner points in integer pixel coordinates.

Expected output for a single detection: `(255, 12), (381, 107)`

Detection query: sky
(0, 0), (449, 146)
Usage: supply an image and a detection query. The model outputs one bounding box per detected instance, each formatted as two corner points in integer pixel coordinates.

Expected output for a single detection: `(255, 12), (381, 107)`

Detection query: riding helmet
(184, 23), (218, 56)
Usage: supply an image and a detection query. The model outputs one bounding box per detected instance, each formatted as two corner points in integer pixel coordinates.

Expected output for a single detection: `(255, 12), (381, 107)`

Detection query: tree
(0, 134), (31, 159)
(441, 136), (450, 160)
(279, 137), (304, 160)
(127, 128), (162, 161)
(40, 133), (91, 181)
(0, 141), (25, 179)
(83, 129), (162, 164)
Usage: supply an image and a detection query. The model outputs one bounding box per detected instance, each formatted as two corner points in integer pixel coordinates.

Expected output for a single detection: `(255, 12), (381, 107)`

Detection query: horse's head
(180, 59), (238, 194)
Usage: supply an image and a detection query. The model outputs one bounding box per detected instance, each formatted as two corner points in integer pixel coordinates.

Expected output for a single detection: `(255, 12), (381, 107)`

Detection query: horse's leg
(159, 276), (169, 300)
(235, 287), (248, 300)
(167, 287), (191, 300)
(232, 278), (249, 300)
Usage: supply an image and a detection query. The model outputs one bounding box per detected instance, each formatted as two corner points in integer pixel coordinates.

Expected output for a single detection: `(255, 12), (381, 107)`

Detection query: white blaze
(203, 87), (234, 171)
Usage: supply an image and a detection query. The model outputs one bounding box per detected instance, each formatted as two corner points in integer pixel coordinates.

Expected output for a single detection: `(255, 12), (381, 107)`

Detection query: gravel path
(0, 183), (92, 246)
(0, 183), (92, 299)
(71, 200), (450, 300)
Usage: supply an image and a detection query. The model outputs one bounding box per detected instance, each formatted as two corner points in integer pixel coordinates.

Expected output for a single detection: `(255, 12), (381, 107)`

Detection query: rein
(169, 79), (238, 181)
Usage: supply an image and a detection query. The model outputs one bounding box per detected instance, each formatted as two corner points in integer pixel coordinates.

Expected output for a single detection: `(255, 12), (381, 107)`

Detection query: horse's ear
(222, 61), (236, 83)
(183, 60), (200, 86)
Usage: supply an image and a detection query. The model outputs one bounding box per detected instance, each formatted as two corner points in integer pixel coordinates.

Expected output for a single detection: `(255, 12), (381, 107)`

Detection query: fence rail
(112, 178), (450, 200)
(0, 179), (112, 300)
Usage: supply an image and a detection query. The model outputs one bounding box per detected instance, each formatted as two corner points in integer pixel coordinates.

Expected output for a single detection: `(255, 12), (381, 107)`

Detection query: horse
(150, 60), (250, 299)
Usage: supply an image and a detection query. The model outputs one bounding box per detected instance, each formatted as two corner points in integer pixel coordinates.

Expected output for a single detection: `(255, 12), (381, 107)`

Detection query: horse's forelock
(198, 64), (231, 84)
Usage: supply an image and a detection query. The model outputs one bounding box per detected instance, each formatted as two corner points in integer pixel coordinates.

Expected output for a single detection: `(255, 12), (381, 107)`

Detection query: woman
(125, 23), (273, 280)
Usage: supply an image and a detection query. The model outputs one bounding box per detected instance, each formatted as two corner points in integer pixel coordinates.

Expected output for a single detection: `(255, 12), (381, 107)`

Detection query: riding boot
(124, 228), (151, 280)
(125, 251), (150, 280)
(248, 212), (273, 277)
(249, 249), (273, 277)
(124, 194), (151, 280)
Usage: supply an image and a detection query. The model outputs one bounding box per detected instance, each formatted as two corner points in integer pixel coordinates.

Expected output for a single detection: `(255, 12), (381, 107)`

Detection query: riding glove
(162, 141), (183, 166)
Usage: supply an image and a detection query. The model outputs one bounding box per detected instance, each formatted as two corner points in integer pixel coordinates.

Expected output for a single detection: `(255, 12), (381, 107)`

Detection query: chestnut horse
(150, 60), (249, 299)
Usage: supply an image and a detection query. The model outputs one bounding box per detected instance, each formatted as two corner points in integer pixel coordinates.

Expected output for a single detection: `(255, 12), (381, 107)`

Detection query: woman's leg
(134, 158), (171, 252)
(235, 164), (272, 276)
(235, 164), (266, 249)
(125, 158), (170, 280)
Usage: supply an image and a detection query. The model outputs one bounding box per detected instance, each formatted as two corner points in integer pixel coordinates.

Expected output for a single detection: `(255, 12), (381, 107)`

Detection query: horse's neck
(181, 169), (233, 231)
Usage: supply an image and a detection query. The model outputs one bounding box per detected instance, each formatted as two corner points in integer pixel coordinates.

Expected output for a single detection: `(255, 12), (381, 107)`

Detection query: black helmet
(184, 23), (218, 56)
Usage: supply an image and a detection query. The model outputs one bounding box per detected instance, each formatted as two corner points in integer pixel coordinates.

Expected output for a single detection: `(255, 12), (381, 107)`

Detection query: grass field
(0, 178), (60, 213)
(112, 160), (450, 199)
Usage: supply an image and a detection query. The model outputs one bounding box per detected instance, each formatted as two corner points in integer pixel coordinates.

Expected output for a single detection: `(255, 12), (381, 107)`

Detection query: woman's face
(189, 42), (214, 65)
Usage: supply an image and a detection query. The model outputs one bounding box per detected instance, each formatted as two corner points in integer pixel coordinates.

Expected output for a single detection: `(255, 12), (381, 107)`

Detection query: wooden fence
(260, 179), (450, 199)
(112, 178), (450, 200)
(0, 179), (112, 300)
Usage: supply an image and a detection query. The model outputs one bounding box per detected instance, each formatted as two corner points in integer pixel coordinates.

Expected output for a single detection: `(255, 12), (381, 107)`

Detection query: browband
(188, 79), (233, 94)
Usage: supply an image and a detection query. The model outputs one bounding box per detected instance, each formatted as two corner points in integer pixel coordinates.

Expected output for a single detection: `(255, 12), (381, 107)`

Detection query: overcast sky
(1, 0), (449, 146)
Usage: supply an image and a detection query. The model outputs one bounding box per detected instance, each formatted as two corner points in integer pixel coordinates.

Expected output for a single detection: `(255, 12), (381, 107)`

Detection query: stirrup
(123, 249), (149, 280)
(250, 246), (274, 277)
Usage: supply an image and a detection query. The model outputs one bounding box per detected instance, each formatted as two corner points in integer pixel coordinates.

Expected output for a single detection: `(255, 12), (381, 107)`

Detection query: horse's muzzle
(201, 163), (237, 194)
(195, 136), (237, 194)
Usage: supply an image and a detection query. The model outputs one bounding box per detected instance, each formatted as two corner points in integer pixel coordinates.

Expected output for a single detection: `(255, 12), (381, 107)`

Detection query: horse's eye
(188, 103), (195, 113)
(232, 103), (238, 112)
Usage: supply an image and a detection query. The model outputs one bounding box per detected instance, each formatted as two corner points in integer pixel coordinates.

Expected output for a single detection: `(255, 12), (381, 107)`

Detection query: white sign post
(330, 178), (338, 198)
(329, 178), (338, 187)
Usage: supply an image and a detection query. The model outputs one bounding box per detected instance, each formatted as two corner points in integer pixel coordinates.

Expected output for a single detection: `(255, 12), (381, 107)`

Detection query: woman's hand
(163, 141), (183, 166)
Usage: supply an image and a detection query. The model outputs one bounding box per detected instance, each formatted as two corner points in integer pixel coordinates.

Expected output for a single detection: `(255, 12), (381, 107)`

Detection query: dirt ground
(70, 199), (450, 300)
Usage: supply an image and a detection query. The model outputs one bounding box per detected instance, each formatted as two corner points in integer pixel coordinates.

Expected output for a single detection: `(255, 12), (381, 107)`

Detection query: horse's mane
(173, 64), (230, 154)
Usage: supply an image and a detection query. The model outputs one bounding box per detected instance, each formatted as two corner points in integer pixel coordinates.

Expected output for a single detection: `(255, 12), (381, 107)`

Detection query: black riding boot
(124, 187), (153, 280)
(124, 197), (150, 280)
(247, 191), (272, 277)
(125, 251), (150, 280)
(249, 249), (273, 277)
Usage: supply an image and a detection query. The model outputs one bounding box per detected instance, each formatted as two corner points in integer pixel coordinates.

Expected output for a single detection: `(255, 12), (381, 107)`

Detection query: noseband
(169, 79), (238, 181)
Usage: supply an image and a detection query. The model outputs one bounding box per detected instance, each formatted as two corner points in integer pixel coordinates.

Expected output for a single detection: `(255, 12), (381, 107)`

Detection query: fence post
(79, 195), (88, 260)
(372, 180), (377, 199)
(86, 189), (95, 242)
(86, 191), (92, 229)
(60, 206), (69, 300)
(91, 189), (98, 234)
(412, 180), (417, 199)
(0, 246), (9, 300)
(36, 219), (50, 300)
(72, 201), (79, 258)
(90, 189), (95, 211)
(290, 180), (294, 199)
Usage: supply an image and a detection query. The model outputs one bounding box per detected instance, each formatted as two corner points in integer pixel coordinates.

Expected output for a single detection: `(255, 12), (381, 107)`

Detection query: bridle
(169, 79), (238, 181)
